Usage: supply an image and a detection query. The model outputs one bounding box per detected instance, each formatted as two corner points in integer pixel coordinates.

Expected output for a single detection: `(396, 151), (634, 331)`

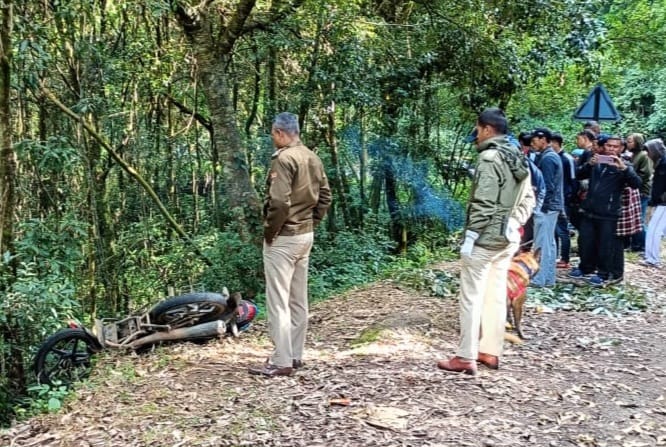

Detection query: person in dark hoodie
(437, 108), (535, 375)
(569, 135), (641, 286)
(643, 138), (666, 267)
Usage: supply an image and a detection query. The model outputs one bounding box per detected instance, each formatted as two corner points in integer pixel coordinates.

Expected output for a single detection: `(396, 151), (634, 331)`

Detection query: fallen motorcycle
(33, 288), (257, 387)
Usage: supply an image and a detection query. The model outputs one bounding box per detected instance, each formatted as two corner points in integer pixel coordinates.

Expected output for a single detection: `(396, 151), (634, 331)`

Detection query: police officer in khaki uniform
(249, 112), (331, 377)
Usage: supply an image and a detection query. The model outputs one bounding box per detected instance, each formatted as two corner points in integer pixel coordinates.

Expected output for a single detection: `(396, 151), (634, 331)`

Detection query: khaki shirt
(263, 140), (332, 242)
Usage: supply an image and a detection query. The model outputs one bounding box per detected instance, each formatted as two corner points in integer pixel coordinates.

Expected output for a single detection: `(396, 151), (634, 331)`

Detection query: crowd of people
(517, 120), (666, 287)
(251, 109), (666, 378)
(437, 108), (666, 375)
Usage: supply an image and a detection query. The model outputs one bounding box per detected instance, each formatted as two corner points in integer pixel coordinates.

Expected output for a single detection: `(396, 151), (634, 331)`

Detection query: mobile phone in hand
(597, 154), (614, 164)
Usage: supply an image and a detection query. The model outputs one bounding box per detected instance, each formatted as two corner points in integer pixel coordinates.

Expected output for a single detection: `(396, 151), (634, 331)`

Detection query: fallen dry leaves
(2, 255), (666, 447)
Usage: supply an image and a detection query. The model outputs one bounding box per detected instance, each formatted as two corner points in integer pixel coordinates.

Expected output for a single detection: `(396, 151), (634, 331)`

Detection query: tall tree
(169, 0), (305, 237)
(0, 0), (21, 412)
(0, 0), (13, 256)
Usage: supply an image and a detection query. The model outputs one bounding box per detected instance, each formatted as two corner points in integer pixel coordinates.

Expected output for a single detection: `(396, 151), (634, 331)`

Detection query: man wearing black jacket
(569, 135), (641, 286)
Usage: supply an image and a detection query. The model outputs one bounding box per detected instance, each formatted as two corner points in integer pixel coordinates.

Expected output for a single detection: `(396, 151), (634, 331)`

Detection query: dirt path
(3, 259), (666, 447)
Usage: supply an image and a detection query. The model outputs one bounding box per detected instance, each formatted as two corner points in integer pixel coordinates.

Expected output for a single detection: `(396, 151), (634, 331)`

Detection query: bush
(0, 262), (82, 426)
(199, 231), (263, 298)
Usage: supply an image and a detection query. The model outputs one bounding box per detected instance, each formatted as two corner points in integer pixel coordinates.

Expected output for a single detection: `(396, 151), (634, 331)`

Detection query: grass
(350, 327), (384, 347)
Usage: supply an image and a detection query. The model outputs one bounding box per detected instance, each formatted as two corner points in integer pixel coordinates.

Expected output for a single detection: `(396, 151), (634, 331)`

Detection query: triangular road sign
(573, 84), (621, 122)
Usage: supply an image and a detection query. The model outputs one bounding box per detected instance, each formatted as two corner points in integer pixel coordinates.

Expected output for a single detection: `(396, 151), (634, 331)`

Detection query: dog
(506, 248), (541, 340)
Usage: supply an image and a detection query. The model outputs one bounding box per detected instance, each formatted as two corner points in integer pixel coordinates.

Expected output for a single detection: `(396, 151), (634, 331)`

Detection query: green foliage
(392, 267), (460, 298)
(199, 231), (263, 297)
(350, 327), (383, 347)
(528, 284), (648, 315)
(0, 215), (87, 340)
(614, 68), (666, 135)
(0, 261), (81, 425)
(14, 383), (71, 420)
(115, 217), (211, 308)
(0, 213), (87, 425)
(308, 225), (397, 301)
(308, 223), (457, 301)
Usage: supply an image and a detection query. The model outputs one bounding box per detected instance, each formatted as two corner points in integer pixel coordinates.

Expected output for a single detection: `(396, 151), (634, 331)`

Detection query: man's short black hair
(551, 132), (563, 145)
(576, 130), (596, 141)
(477, 107), (508, 134)
(531, 127), (552, 142)
(518, 131), (532, 146)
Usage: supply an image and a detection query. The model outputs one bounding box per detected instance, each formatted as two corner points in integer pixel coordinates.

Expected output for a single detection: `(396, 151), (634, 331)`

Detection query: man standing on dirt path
(529, 127), (564, 287)
(438, 108), (535, 375)
(249, 112), (332, 378)
(569, 135), (641, 286)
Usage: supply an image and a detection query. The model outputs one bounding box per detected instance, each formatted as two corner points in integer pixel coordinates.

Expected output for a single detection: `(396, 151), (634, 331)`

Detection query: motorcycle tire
(34, 328), (99, 387)
(148, 292), (232, 329)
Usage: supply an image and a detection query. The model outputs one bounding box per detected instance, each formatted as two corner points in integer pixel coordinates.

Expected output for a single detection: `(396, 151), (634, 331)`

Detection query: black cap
(531, 127), (552, 140)
(597, 133), (610, 146)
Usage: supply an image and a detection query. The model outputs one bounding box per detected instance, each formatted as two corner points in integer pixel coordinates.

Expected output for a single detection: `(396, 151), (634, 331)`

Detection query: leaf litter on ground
(2, 252), (666, 446)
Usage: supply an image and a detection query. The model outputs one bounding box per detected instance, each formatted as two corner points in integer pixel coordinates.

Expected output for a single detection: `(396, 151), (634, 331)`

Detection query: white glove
(460, 230), (479, 257)
(505, 217), (521, 244)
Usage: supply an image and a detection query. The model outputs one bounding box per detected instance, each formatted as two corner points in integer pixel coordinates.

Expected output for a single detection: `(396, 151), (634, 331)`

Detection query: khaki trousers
(457, 242), (517, 360)
(264, 233), (314, 367)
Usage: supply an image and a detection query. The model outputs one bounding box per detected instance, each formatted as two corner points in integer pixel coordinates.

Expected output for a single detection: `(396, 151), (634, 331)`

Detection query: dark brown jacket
(263, 140), (332, 242)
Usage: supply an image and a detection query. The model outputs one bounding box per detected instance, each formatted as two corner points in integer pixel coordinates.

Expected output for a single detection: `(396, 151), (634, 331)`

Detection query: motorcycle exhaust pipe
(130, 320), (227, 350)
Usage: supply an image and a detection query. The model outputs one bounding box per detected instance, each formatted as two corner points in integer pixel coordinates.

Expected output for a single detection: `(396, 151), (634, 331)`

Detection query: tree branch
(241, 0), (306, 34)
(220, 0), (257, 54)
(162, 93), (213, 133)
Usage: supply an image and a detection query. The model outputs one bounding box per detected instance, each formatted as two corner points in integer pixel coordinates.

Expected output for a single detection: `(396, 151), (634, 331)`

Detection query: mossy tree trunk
(171, 0), (304, 239)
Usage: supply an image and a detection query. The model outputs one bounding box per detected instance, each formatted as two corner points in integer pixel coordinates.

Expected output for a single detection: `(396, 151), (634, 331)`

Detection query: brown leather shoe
(437, 356), (477, 375)
(248, 363), (293, 377)
(263, 358), (303, 369)
(477, 352), (499, 370)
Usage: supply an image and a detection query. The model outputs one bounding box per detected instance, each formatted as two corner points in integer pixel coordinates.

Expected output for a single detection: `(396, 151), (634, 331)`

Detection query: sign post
(573, 84), (621, 122)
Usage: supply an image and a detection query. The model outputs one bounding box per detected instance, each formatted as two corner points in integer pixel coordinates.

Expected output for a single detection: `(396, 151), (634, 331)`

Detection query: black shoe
(293, 359), (304, 369)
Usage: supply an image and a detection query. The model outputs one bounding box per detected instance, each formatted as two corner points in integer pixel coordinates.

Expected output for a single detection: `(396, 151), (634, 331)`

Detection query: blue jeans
(555, 212), (570, 262)
(531, 210), (559, 287)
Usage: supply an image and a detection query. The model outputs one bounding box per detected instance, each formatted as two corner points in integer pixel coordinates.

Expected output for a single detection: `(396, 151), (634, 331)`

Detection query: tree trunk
(0, 0), (23, 403)
(326, 100), (350, 228)
(265, 45), (277, 131)
(0, 0), (14, 257)
(384, 161), (405, 252)
(357, 108), (368, 227)
(174, 5), (262, 239)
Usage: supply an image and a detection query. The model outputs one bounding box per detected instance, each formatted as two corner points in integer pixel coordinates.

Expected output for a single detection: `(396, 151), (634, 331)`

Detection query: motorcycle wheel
(148, 292), (231, 329)
(34, 328), (98, 386)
